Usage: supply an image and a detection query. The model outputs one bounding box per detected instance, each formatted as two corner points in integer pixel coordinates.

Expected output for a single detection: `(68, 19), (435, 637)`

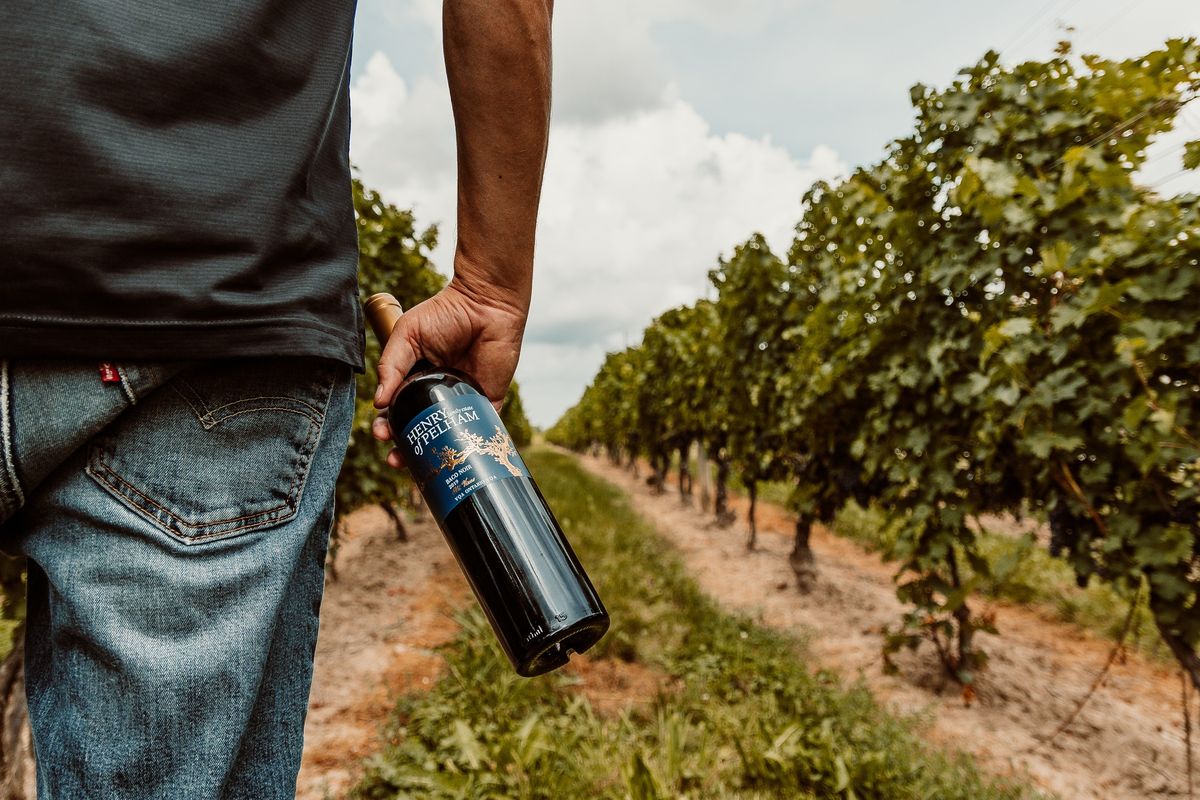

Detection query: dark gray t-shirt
(0, 1), (364, 369)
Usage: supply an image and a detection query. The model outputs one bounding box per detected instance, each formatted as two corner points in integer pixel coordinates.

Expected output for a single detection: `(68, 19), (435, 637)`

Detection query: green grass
(352, 448), (1043, 799)
(832, 502), (1169, 661)
(726, 474), (794, 509)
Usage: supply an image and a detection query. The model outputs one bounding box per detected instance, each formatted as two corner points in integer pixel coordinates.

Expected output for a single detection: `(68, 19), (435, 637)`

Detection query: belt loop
(0, 360), (26, 522)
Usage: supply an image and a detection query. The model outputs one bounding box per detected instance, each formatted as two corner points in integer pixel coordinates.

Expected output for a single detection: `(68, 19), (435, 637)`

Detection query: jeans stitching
(279, 371), (335, 518)
(206, 404), (322, 428)
(204, 395), (326, 421)
(88, 452), (300, 540)
(173, 381), (327, 430)
(283, 410), (322, 518)
(170, 381), (209, 423)
(0, 361), (25, 513)
(114, 364), (138, 406)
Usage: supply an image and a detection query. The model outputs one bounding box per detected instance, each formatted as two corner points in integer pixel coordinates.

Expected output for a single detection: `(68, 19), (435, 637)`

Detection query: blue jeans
(0, 357), (355, 799)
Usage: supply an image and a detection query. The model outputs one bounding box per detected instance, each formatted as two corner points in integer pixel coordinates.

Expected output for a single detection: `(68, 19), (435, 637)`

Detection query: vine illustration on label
(434, 427), (524, 477)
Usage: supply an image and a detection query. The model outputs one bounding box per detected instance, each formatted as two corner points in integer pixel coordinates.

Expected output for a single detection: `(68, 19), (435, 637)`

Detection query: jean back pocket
(87, 358), (339, 544)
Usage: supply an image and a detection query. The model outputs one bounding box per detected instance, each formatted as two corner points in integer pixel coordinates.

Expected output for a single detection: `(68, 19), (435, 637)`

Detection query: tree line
(548, 40), (1200, 688)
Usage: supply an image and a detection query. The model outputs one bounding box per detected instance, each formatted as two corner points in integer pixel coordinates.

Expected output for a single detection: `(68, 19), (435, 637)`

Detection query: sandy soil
(296, 506), (471, 800)
(577, 453), (1196, 800)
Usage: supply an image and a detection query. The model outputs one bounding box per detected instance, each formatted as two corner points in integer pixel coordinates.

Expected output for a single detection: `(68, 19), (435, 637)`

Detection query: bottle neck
(363, 293), (452, 382)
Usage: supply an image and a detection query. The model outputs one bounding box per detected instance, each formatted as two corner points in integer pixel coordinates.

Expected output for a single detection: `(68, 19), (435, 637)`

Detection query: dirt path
(577, 453), (1194, 800)
(296, 506), (470, 800)
(295, 495), (664, 798)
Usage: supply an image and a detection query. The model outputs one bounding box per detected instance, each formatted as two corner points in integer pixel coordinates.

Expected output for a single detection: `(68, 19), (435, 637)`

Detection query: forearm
(443, 0), (553, 316)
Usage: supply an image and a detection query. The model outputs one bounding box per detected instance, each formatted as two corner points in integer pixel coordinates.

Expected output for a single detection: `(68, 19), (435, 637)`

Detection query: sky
(348, 0), (1200, 427)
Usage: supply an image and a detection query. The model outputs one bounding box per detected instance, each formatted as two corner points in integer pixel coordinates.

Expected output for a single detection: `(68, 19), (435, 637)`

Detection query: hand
(370, 277), (528, 468)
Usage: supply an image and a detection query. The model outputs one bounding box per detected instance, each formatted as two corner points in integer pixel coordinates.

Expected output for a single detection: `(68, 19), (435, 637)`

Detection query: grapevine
(551, 39), (1200, 688)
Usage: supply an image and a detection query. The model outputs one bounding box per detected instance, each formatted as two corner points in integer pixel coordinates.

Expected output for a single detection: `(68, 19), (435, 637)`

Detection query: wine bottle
(364, 293), (609, 677)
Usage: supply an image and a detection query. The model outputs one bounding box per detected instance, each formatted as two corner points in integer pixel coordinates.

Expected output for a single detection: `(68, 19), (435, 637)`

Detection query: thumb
(374, 321), (419, 409)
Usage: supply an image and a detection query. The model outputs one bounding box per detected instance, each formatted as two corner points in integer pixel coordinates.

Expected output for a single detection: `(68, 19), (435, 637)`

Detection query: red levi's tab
(98, 362), (121, 384)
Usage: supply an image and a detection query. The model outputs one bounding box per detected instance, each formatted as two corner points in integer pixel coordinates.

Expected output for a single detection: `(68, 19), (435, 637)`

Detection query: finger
(488, 378), (513, 415)
(386, 448), (405, 469)
(374, 323), (419, 409)
(371, 413), (392, 442)
(475, 374), (511, 414)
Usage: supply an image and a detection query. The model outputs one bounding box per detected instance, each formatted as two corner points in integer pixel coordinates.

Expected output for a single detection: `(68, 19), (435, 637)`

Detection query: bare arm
(444, 0), (552, 320)
(373, 0), (553, 462)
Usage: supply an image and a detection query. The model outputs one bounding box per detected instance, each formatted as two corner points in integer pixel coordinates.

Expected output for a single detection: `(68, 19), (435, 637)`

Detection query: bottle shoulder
(387, 366), (486, 425)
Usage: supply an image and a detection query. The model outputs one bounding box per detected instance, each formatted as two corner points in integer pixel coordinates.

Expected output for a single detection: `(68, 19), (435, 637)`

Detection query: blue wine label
(401, 394), (530, 522)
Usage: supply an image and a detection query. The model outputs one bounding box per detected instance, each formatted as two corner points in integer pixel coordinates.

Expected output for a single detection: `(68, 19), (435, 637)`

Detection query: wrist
(448, 257), (532, 320)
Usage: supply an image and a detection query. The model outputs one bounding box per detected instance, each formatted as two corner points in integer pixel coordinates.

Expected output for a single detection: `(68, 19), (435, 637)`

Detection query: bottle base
(515, 613), (611, 678)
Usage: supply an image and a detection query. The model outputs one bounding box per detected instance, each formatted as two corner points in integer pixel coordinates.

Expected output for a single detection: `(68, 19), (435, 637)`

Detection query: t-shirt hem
(0, 320), (365, 372)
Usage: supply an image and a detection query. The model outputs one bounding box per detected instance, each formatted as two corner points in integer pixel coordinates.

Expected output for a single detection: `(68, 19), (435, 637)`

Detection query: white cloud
(550, 4), (668, 123)
(548, 0), (795, 124)
(350, 50), (844, 426)
(350, 52), (457, 234)
(397, 0), (440, 30)
(527, 99), (843, 424)
(1136, 102), (1200, 198)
